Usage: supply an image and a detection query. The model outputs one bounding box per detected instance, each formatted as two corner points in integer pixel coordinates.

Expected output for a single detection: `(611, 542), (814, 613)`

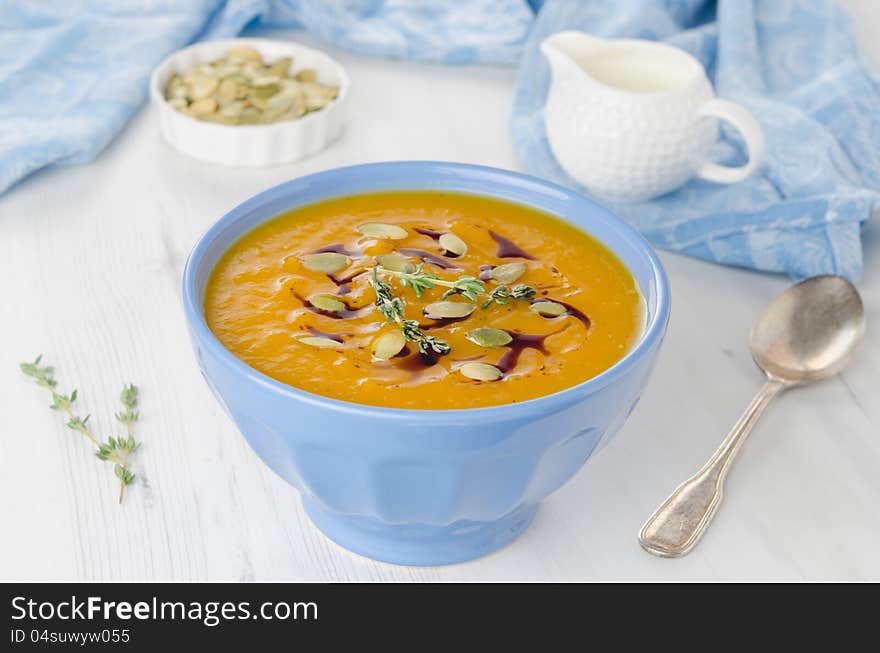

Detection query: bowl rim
(148, 36), (351, 132)
(182, 161), (670, 423)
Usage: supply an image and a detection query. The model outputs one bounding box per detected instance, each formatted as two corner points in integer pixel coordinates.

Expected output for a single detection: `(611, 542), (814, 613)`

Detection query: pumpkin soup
(204, 191), (643, 409)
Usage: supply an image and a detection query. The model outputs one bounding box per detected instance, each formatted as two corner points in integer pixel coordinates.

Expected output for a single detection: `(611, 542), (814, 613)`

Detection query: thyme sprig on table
(20, 355), (140, 505)
(377, 264), (537, 308)
(370, 268), (451, 356)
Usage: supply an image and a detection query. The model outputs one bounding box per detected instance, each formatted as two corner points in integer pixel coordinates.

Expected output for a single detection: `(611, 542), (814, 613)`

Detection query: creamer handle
(696, 99), (765, 184)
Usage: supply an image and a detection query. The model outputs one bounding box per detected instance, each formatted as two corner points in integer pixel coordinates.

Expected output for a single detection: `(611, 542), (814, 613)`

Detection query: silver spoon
(639, 275), (865, 558)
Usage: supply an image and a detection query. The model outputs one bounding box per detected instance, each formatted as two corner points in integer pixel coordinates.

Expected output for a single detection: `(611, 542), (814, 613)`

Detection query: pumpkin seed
(264, 88), (296, 114)
(298, 336), (342, 349)
(439, 232), (467, 257)
(238, 106), (262, 124)
(296, 68), (318, 83)
(372, 330), (407, 360)
(423, 301), (475, 319)
(227, 45), (262, 63)
(251, 74), (281, 86)
(301, 81), (338, 111)
(310, 295), (346, 313)
(189, 98), (218, 116)
(302, 252), (348, 273)
(215, 78), (238, 104)
(491, 262), (526, 284)
(166, 74), (187, 99)
(189, 77), (219, 100)
(357, 223), (408, 240)
(531, 301), (568, 317)
(219, 101), (244, 118)
(459, 362), (503, 381)
(268, 57), (292, 77)
(375, 253), (414, 272)
(465, 328), (512, 348)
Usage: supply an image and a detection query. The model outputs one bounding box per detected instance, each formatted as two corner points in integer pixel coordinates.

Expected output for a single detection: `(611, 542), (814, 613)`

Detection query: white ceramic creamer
(541, 31), (764, 203)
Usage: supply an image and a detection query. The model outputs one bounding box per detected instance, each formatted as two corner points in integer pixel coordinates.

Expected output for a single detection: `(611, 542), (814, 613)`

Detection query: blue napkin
(512, 0), (880, 280)
(2, 1), (877, 279)
(0, 0), (531, 197)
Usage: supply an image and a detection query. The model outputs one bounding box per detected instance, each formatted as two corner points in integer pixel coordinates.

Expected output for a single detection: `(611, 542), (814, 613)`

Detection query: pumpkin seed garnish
(356, 223), (408, 240)
(310, 295), (346, 313)
(302, 252), (348, 274)
(466, 328), (513, 348)
(490, 262), (526, 284)
(459, 362), (503, 382)
(423, 301), (476, 319)
(531, 301), (568, 317)
(439, 232), (467, 257)
(371, 330), (407, 360)
(189, 98), (218, 116)
(298, 336), (342, 349)
(375, 253), (414, 272)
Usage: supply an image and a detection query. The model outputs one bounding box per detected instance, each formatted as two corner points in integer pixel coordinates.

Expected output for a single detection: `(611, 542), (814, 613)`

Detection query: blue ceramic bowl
(183, 162), (670, 566)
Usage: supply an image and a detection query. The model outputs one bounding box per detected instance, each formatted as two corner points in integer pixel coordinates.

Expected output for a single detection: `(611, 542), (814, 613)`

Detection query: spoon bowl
(750, 275), (866, 383)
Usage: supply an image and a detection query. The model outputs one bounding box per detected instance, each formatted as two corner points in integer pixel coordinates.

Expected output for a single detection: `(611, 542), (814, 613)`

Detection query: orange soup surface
(205, 192), (644, 409)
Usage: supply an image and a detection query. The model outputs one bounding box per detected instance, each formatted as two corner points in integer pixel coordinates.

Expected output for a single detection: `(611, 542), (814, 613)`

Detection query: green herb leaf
(20, 355), (142, 506)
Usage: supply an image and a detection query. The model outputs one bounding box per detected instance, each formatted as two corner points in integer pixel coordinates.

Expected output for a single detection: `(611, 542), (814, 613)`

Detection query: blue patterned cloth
(512, 0), (880, 280)
(1, 1), (877, 279)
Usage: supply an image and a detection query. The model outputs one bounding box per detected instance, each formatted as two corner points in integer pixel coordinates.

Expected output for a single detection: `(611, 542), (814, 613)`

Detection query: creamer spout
(540, 31), (605, 81)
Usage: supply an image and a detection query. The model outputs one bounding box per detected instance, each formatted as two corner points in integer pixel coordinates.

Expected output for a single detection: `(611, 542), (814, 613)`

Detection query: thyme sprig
(482, 284), (537, 309)
(370, 268), (451, 356)
(20, 355), (140, 505)
(377, 264), (536, 308)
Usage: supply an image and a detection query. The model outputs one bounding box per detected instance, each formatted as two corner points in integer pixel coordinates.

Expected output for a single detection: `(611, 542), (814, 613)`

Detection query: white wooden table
(2, 3), (878, 582)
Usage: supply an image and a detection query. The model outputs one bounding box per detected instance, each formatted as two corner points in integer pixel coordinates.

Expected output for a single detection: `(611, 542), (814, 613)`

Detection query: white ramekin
(149, 38), (349, 167)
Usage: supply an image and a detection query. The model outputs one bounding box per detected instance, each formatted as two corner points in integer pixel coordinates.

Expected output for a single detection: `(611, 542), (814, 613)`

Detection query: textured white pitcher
(541, 31), (764, 203)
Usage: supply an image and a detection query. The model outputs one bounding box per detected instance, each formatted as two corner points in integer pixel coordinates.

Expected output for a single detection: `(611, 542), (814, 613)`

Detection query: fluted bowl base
(303, 498), (538, 566)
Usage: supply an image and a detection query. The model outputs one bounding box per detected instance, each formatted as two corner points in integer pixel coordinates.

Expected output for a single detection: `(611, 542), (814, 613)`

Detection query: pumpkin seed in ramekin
(164, 47), (339, 126)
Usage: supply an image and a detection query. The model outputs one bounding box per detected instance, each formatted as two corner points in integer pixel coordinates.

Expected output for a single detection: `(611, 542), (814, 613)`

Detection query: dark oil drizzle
(307, 326), (345, 343)
(416, 227), (462, 258)
(490, 231), (536, 260)
(422, 315), (471, 329)
(532, 298), (591, 329)
(328, 269), (366, 287)
(394, 350), (439, 371)
(337, 283), (351, 295)
(415, 227), (444, 240)
(497, 332), (550, 373)
(398, 248), (462, 270)
(310, 243), (361, 257)
(293, 292), (372, 320)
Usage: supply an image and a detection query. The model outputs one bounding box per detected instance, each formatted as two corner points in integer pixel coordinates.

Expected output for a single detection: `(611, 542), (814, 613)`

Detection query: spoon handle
(639, 378), (786, 557)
